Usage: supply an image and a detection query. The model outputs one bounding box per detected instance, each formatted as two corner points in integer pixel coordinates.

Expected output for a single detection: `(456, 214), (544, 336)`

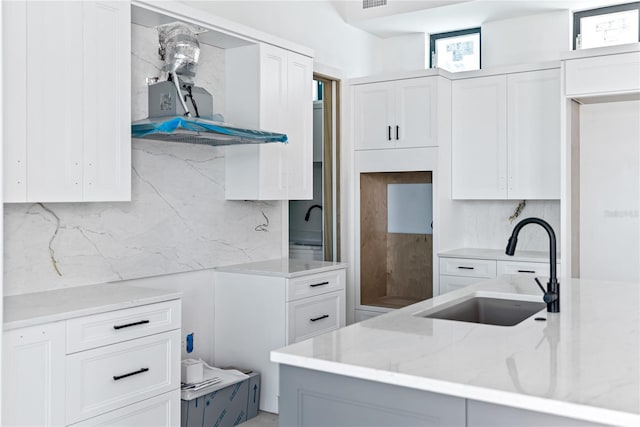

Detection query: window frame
(573, 2), (640, 49)
(429, 27), (481, 71)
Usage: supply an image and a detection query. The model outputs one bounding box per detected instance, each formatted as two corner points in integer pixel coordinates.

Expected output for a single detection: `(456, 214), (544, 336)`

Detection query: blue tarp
(131, 117), (288, 143)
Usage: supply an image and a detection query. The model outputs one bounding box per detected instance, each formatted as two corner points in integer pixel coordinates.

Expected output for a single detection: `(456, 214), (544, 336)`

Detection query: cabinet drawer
(439, 258), (497, 278)
(287, 291), (345, 343)
(440, 275), (490, 295)
(565, 52), (640, 96)
(286, 269), (345, 302)
(66, 299), (181, 353)
(68, 390), (179, 426)
(66, 330), (180, 424)
(497, 261), (559, 277)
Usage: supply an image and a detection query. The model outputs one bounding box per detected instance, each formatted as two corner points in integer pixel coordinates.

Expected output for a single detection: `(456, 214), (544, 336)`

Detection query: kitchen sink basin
(420, 296), (545, 326)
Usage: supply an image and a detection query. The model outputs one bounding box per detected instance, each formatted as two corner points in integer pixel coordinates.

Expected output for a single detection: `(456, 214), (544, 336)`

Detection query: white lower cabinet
(2, 299), (181, 427)
(439, 255), (558, 295)
(214, 265), (346, 414)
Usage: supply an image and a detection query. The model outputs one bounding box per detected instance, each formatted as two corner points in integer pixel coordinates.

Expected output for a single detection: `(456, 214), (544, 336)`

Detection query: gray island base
(279, 365), (605, 427)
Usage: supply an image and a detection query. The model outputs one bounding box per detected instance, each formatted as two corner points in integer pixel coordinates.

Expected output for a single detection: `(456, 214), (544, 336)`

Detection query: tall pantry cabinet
(2, 1), (131, 202)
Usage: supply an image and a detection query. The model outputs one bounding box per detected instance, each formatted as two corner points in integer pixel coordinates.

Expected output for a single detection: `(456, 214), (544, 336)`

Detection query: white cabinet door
(2, 322), (66, 427)
(285, 51), (313, 199)
(395, 77), (438, 148)
(2, 1), (130, 203)
(452, 75), (508, 199)
(225, 44), (313, 200)
(507, 69), (560, 200)
(353, 81), (395, 150)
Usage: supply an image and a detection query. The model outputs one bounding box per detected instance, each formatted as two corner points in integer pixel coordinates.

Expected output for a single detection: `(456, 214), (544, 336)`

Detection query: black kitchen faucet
(506, 217), (560, 313)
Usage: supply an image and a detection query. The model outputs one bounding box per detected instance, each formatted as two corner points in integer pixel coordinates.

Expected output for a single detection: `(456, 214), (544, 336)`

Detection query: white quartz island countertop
(271, 275), (640, 426)
(4, 283), (182, 330)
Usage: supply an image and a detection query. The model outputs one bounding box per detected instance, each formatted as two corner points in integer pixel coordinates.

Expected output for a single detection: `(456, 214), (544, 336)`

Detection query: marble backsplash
(3, 24), (282, 296)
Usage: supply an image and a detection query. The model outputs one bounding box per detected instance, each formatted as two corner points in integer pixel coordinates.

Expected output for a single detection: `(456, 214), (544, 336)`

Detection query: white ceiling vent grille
(363, 0), (387, 9)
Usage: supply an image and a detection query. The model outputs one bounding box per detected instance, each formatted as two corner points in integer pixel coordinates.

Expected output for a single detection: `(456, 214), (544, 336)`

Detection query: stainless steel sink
(420, 296), (545, 326)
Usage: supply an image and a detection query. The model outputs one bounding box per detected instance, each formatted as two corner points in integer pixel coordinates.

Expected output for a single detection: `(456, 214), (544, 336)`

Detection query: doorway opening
(289, 75), (341, 262)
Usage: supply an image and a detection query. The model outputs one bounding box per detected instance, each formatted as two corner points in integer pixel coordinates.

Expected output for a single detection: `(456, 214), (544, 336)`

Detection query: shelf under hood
(131, 117), (288, 147)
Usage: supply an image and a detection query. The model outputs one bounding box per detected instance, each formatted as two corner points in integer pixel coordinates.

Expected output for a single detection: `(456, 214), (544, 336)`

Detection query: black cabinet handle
(396, 125), (399, 140)
(113, 367), (149, 381)
(113, 320), (150, 330)
(387, 126), (392, 141)
(517, 270), (536, 274)
(458, 266), (475, 270)
(310, 281), (329, 288)
(310, 314), (329, 322)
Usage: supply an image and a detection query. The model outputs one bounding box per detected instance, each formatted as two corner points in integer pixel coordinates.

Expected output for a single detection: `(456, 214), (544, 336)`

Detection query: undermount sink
(419, 295), (545, 326)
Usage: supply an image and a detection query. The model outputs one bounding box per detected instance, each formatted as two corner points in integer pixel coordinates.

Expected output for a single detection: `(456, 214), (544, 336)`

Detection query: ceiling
(333, 0), (627, 38)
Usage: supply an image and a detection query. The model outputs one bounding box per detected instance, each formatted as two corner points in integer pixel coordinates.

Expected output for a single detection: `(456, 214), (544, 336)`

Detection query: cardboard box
(181, 371), (260, 427)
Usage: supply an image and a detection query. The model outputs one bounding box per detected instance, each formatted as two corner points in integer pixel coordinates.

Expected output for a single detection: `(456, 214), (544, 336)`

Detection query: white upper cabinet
(2, 1), (131, 203)
(452, 74), (508, 199)
(225, 43), (313, 200)
(354, 77), (438, 150)
(507, 69), (560, 199)
(452, 68), (560, 200)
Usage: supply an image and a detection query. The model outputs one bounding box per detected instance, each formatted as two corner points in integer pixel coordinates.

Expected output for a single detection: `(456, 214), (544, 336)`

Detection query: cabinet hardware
(310, 281), (329, 288)
(396, 125), (399, 140)
(113, 320), (150, 330)
(388, 126), (392, 141)
(457, 266), (475, 270)
(517, 270), (536, 274)
(310, 314), (329, 322)
(113, 367), (149, 381)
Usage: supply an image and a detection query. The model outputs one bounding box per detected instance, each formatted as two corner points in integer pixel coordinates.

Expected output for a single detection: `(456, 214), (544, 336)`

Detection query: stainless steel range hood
(131, 22), (287, 147)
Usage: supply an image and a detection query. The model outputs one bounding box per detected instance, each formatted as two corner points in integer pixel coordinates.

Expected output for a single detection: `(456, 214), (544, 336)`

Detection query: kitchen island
(271, 275), (639, 426)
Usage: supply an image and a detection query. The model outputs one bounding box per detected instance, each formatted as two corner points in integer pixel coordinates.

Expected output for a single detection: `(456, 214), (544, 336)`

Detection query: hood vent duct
(131, 22), (288, 147)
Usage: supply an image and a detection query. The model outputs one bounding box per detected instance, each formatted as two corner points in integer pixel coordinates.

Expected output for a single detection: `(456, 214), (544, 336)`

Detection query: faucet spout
(506, 217), (560, 313)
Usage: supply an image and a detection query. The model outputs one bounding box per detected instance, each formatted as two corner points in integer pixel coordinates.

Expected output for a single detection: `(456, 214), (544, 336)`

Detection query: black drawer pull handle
(310, 314), (329, 322)
(517, 270), (536, 274)
(113, 367), (149, 381)
(113, 320), (150, 330)
(388, 126), (392, 141)
(396, 125), (399, 140)
(310, 281), (329, 288)
(457, 266), (475, 270)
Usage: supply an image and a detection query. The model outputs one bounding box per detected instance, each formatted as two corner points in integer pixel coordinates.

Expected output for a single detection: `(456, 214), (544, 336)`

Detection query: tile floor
(243, 410), (278, 427)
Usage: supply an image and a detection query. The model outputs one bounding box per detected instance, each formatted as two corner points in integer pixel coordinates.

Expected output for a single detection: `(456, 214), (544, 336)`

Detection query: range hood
(132, 117), (287, 146)
(131, 22), (287, 147)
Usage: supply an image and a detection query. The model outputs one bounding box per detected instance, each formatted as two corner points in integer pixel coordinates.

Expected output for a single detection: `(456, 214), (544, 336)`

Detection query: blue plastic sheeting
(131, 116), (288, 144)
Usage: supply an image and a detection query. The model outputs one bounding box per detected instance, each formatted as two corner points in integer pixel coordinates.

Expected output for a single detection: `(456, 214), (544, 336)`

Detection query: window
(429, 28), (481, 73)
(574, 2), (640, 49)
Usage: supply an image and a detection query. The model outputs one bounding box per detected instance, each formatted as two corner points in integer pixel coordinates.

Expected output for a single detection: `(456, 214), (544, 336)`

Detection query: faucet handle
(534, 277), (546, 294)
(535, 277), (559, 304)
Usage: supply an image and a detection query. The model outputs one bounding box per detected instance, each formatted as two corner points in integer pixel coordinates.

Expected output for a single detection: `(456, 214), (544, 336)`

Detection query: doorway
(289, 75), (341, 262)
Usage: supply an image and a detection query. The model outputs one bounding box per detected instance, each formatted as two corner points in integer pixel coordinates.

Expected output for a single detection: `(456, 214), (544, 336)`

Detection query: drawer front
(439, 257), (497, 278)
(287, 291), (345, 343)
(497, 261), (559, 277)
(286, 269), (345, 302)
(66, 299), (181, 353)
(440, 275), (489, 295)
(565, 52), (640, 96)
(66, 330), (180, 424)
(68, 390), (179, 426)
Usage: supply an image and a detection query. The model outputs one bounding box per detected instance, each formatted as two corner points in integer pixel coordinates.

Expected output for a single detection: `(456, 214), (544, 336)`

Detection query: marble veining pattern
(3, 24), (281, 296)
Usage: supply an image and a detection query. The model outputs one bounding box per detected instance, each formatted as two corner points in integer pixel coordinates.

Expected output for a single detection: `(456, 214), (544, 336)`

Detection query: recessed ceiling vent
(363, 0), (387, 9)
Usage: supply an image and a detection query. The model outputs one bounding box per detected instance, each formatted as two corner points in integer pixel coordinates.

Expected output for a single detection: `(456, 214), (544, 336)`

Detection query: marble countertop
(4, 283), (182, 330)
(439, 247), (561, 263)
(271, 276), (639, 426)
(215, 258), (347, 278)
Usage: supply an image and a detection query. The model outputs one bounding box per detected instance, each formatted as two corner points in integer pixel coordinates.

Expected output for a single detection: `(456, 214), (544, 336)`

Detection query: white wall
(377, 33), (427, 73)
(579, 101), (640, 282)
(182, 0), (381, 78)
(482, 10), (571, 68)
